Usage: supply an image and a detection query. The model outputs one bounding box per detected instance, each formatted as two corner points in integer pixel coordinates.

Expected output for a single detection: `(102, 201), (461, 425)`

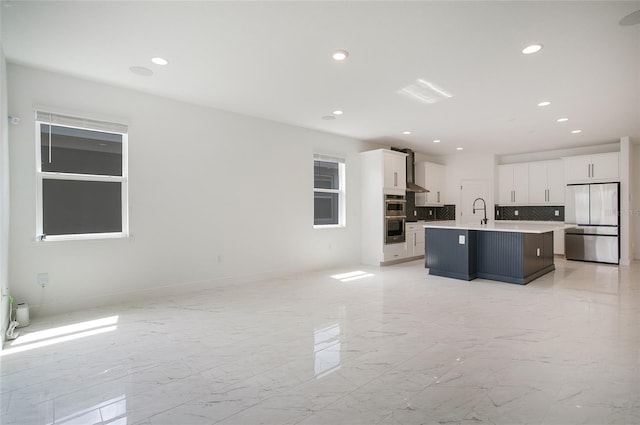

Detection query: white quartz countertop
(423, 221), (572, 234)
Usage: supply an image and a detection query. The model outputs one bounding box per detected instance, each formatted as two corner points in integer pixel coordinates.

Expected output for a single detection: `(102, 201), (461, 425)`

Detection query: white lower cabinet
(553, 228), (565, 255)
(383, 241), (407, 262)
(405, 223), (425, 258)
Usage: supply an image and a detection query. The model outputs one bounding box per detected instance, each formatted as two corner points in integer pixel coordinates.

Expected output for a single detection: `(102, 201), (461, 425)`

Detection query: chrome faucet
(473, 198), (488, 225)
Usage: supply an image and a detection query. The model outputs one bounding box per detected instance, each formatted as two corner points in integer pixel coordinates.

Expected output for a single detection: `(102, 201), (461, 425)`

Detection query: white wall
(8, 64), (373, 316)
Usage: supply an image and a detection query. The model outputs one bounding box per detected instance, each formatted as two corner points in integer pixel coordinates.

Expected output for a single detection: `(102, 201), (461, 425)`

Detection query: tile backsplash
(495, 205), (564, 221)
(406, 193), (456, 222)
(436, 204), (456, 221)
(413, 204), (456, 221)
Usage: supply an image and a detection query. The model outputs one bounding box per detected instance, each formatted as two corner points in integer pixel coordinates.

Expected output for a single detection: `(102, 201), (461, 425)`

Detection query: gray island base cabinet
(425, 225), (556, 285)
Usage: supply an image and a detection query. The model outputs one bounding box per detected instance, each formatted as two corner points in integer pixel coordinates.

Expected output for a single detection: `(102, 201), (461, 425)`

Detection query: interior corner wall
(0, 46), (10, 347)
(619, 137), (632, 265)
(634, 143), (640, 259)
(8, 64), (371, 316)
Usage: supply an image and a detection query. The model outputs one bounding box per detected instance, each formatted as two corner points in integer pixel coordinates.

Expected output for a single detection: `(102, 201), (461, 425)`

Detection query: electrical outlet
(555, 210), (560, 216)
(429, 210), (433, 216)
(37, 272), (49, 288)
(514, 210), (519, 216)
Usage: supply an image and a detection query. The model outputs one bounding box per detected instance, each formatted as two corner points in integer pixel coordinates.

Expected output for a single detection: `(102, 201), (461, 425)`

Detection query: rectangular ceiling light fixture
(398, 78), (453, 104)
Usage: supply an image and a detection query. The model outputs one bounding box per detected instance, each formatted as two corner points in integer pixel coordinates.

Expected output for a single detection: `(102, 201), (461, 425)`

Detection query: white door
(460, 179), (491, 225)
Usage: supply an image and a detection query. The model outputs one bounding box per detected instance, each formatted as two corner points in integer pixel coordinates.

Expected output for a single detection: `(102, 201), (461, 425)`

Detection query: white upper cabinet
(415, 162), (446, 206)
(382, 150), (407, 193)
(528, 160), (565, 204)
(498, 163), (529, 205)
(546, 160), (565, 204)
(564, 152), (619, 183)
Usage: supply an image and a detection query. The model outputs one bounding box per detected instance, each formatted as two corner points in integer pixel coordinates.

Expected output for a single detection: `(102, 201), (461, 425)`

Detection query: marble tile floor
(1, 258), (639, 425)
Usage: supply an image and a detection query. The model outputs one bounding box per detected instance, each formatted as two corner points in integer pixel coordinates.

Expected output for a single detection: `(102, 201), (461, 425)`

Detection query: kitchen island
(424, 221), (567, 284)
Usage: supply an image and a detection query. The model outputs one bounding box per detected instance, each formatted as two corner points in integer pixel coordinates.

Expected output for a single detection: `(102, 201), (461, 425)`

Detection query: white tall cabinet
(360, 149), (408, 266)
(415, 162), (446, 206)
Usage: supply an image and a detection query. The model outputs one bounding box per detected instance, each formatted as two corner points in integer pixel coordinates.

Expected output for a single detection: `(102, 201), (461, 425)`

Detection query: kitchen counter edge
(423, 221), (574, 234)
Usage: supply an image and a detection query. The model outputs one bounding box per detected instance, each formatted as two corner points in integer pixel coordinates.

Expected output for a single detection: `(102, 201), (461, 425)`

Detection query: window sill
(36, 232), (130, 242)
(313, 224), (346, 230)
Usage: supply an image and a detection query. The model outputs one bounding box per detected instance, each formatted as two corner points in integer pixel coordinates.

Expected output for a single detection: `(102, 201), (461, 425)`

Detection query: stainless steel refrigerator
(565, 182), (619, 264)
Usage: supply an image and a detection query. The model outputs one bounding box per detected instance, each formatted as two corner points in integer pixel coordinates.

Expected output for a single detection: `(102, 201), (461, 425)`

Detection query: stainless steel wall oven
(384, 195), (406, 244)
(385, 194), (406, 216)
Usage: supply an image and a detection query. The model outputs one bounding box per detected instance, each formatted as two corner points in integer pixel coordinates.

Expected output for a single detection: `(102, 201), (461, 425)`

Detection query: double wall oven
(384, 194), (406, 244)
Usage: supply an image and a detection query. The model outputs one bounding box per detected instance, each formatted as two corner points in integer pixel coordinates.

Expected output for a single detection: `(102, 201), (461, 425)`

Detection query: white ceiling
(2, 1), (640, 155)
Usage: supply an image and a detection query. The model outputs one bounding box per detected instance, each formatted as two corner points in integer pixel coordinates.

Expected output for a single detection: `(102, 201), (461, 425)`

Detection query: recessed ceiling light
(129, 66), (153, 76)
(522, 44), (543, 54)
(537, 101), (551, 107)
(557, 118), (569, 122)
(332, 110), (343, 115)
(456, 147), (463, 151)
(151, 57), (169, 66)
(571, 130), (582, 134)
(433, 139), (441, 143)
(403, 131), (411, 135)
(332, 50), (349, 61)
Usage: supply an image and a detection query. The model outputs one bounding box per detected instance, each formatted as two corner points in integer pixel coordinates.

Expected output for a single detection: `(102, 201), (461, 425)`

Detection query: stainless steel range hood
(391, 148), (428, 193)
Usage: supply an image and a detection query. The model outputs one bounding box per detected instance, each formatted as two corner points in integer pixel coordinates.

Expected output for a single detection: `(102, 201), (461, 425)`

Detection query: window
(35, 111), (128, 240)
(313, 155), (345, 227)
